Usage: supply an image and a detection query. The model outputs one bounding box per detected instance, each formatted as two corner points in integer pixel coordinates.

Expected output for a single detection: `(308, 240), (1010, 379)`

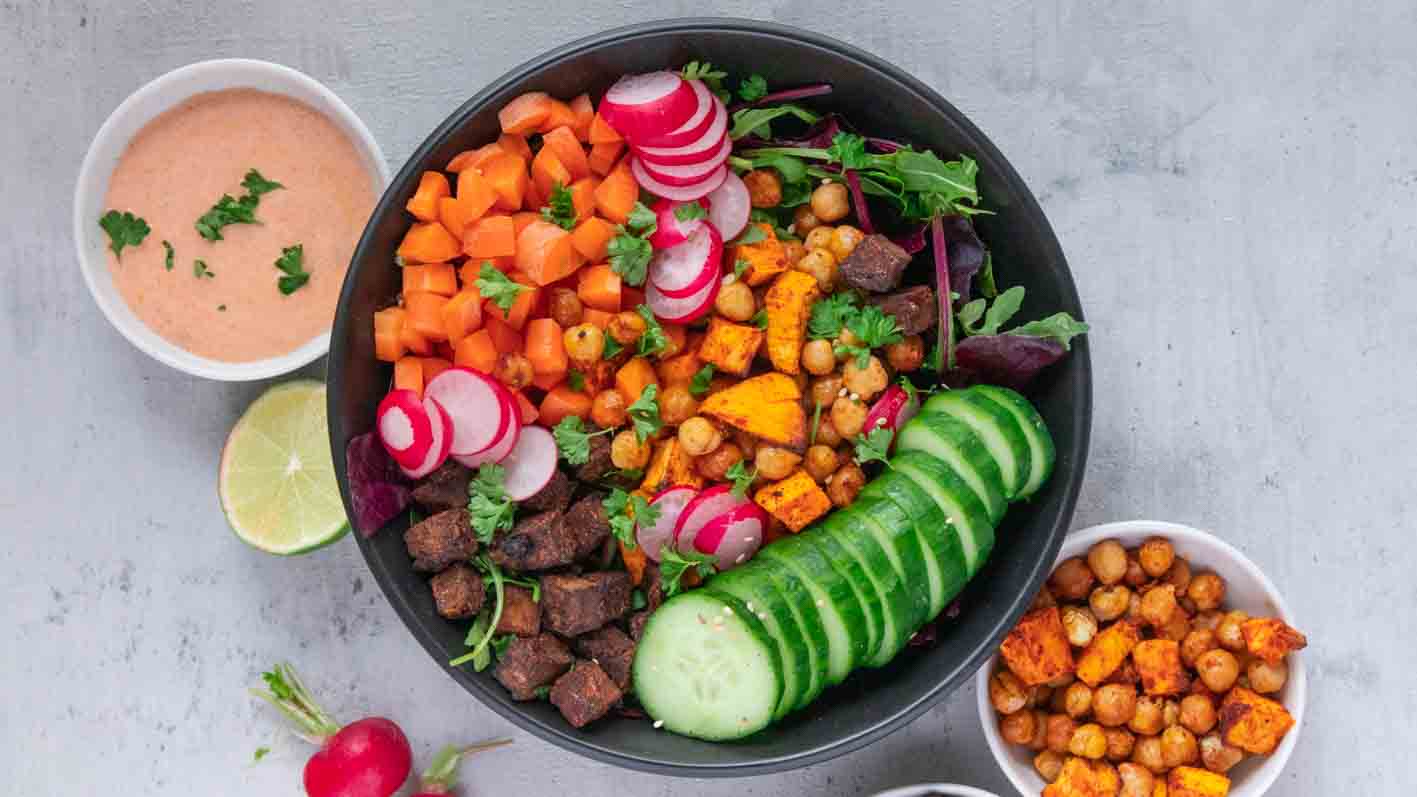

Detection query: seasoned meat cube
(541, 572), (632, 636)
(404, 509), (477, 572)
(429, 563), (484, 620)
(521, 469), (573, 513)
(868, 285), (937, 335)
(643, 562), (664, 611)
(628, 610), (651, 641)
(574, 625), (636, 690)
(411, 460), (473, 513)
(563, 494), (612, 560)
(493, 585), (540, 637)
(839, 234), (912, 293)
(490, 510), (570, 572)
(575, 433), (615, 482)
(550, 660), (623, 728)
(494, 633), (572, 701)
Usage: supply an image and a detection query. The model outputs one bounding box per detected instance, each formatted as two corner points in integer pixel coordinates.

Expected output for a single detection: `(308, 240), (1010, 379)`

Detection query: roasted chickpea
(493, 352), (534, 390)
(1159, 609), (1194, 642)
(1181, 629), (1219, 668)
(548, 287), (583, 328)
(743, 168), (783, 207)
(999, 710), (1038, 746)
(610, 430), (651, 470)
(653, 386), (693, 427)
(1104, 727), (1136, 762)
(1117, 762), (1155, 797)
(1215, 610), (1249, 651)
(803, 444), (839, 481)
(1161, 699), (1181, 729)
(1089, 585), (1132, 622)
(793, 205), (823, 236)
(695, 442), (743, 481)
(1031, 587), (1058, 611)
(1162, 556), (1193, 593)
(1193, 610), (1223, 632)
(1033, 750), (1066, 783)
(753, 446), (801, 481)
(1128, 696), (1165, 736)
(1092, 683), (1137, 727)
(1063, 682), (1093, 718)
(1179, 596), (1199, 615)
(1061, 606), (1099, 648)
(714, 279), (756, 322)
(1179, 694), (1217, 735)
(1047, 671), (1077, 690)
(732, 428), (758, 459)
(1199, 733), (1244, 774)
(1048, 685), (1070, 714)
(843, 355), (889, 401)
(1045, 714), (1078, 754)
(830, 395), (868, 438)
(1138, 537), (1175, 578)
(607, 311), (647, 346)
(804, 225), (835, 251)
(590, 389), (628, 428)
(827, 462), (866, 507)
(1086, 539), (1129, 585)
(1125, 590), (1145, 622)
(795, 247), (839, 292)
(1049, 557), (1096, 601)
(1187, 572), (1227, 611)
(811, 374), (844, 408)
(1028, 684), (1054, 709)
(1069, 723), (1108, 759)
(561, 324), (604, 370)
(814, 416), (844, 446)
(1247, 658), (1288, 694)
(802, 339), (837, 375)
(884, 335), (925, 372)
(1140, 584), (1180, 628)
(810, 181), (850, 222)
(1123, 553), (1149, 587)
(782, 239), (807, 267)
(1131, 736), (1166, 774)
(828, 225), (866, 261)
(677, 416), (722, 457)
(990, 669), (1030, 715)
(1026, 709), (1050, 751)
(1161, 726), (1199, 768)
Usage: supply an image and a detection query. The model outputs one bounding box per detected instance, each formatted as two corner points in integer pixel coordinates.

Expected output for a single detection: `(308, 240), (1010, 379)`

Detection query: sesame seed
(875, 417), (887, 427)
(820, 178), (832, 186)
(743, 536), (753, 543)
(736, 553), (747, 564)
(825, 475), (834, 484)
(838, 388), (848, 397)
(722, 273), (737, 285)
(653, 720), (664, 728)
(816, 598), (825, 607)
(723, 606), (732, 614)
(849, 392), (860, 401)
(746, 601), (755, 611)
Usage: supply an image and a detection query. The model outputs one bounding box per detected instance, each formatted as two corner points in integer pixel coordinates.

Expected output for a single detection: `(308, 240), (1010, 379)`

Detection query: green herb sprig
(99, 210), (150, 258)
(659, 546), (717, 598)
(274, 244), (311, 295)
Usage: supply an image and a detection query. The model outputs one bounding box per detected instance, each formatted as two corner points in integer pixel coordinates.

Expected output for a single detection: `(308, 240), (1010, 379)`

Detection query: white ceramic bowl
(874, 785), (1000, 797)
(73, 59), (390, 381)
(976, 520), (1306, 797)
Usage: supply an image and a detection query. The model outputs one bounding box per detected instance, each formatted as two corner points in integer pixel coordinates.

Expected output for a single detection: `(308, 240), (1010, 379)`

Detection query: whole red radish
(411, 739), (513, 796)
(252, 663), (412, 797)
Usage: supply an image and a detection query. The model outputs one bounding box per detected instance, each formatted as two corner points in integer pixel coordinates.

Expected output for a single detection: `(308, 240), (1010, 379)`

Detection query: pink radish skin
(692, 502), (767, 570)
(635, 136), (733, 186)
(497, 426), (557, 501)
(649, 223), (723, 298)
(673, 484), (750, 553)
(648, 197), (709, 250)
(645, 266), (720, 323)
(425, 368), (509, 456)
(376, 389), (433, 470)
(600, 72), (698, 142)
(633, 97), (728, 165)
(636, 79), (716, 148)
(706, 171), (752, 241)
(400, 397), (452, 479)
(637, 486), (697, 561)
(453, 387), (520, 468)
(631, 158), (727, 202)
(863, 384), (921, 437)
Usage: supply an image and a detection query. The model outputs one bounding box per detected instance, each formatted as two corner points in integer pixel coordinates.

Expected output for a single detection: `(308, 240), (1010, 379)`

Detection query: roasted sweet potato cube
(999, 607), (1076, 687)
(729, 222), (788, 286)
(764, 270), (819, 375)
(754, 469), (832, 532)
(1167, 766), (1231, 797)
(1133, 639), (1190, 696)
(640, 437), (702, 494)
(1241, 618), (1307, 664)
(1155, 784), (1169, 797)
(698, 317), (764, 376)
(700, 372), (807, 450)
(1042, 756), (1122, 797)
(1076, 619), (1142, 687)
(1218, 686), (1295, 755)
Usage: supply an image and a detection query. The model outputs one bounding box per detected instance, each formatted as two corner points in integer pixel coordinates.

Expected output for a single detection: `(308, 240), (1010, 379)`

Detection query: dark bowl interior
(328, 18), (1090, 777)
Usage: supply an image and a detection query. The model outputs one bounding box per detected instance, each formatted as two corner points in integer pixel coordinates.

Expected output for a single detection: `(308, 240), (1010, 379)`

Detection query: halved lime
(219, 380), (349, 555)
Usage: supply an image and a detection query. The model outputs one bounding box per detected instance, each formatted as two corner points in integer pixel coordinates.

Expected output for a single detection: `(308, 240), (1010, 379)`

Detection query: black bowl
(328, 18), (1090, 777)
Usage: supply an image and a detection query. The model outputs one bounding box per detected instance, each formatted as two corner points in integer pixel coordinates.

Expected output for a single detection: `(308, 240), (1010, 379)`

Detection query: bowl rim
(72, 57), (391, 381)
(873, 784), (1001, 797)
(330, 17), (1091, 777)
(973, 520), (1307, 797)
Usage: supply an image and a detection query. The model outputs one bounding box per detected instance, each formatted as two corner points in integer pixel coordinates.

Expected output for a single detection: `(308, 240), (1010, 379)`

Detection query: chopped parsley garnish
(681, 61), (730, 102)
(274, 244), (311, 295)
(607, 202), (657, 286)
(241, 169), (284, 196)
(837, 304), (903, 367)
(673, 202), (708, 223)
(567, 370), (585, 392)
(660, 547), (717, 598)
(193, 259), (215, 279)
(602, 336), (624, 360)
(738, 73), (768, 102)
(825, 132), (870, 170)
(161, 240), (174, 271)
(466, 464), (516, 545)
(476, 262), (529, 313)
(750, 308), (769, 329)
(808, 291), (861, 340)
(551, 416), (611, 465)
(252, 747), (270, 764)
(688, 363), (716, 397)
(636, 305), (668, 357)
(853, 427), (894, 467)
(98, 210), (150, 258)
(627, 384), (662, 443)
(733, 258), (751, 278)
(725, 459), (757, 498)
(540, 182), (578, 230)
(195, 169), (283, 241)
(603, 487), (659, 549)
(729, 224), (768, 247)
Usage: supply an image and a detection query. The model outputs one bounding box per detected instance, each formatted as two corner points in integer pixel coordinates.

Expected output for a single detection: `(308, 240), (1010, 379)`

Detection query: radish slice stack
(673, 485), (748, 553)
(498, 427), (557, 500)
(376, 390), (435, 471)
(398, 397), (452, 479)
(638, 486), (697, 561)
(692, 502), (767, 570)
(600, 72), (732, 203)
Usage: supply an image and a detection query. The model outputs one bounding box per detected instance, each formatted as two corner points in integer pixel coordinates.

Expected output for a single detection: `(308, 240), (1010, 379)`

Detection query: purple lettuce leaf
(727, 83), (833, 113)
(951, 335), (1068, 391)
(345, 432), (412, 537)
(890, 224), (928, 254)
(844, 170), (874, 234)
(937, 215), (986, 303)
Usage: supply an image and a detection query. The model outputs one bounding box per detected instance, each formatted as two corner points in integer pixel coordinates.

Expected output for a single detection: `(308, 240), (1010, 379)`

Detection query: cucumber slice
(705, 567), (810, 720)
(895, 411), (1008, 524)
(894, 451), (996, 577)
(818, 514), (910, 667)
(971, 385), (1055, 499)
(838, 498), (933, 663)
(861, 472), (968, 619)
(797, 526), (885, 667)
(922, 390), (1032, 500)
(633, 591), (782, 740)
(757, 535), (868, 684)
(750, 560), (830, 711)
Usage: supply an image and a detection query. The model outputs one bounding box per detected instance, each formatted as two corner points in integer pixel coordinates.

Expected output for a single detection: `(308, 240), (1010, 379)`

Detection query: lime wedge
(219, 379), (349, 555)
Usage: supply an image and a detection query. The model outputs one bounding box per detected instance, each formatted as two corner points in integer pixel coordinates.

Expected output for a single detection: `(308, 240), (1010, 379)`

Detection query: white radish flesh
(648, 198), (708, 250)
(645, 265), (720, 324)
(376, 389), (433, 469)
(649, 223), (722, 298)
(452, 387), (521, 468)
(424, 367), (509, 456)
(863, 384), (920, 437)
(636, 136), (733, 186)
(706, 171), (752, 241)
(633, 96), (728, 165)
(637, 79), (715, 148)
(673, 485), (748, 553)
(691, 503), (767, 570)
(498, 426), (557, 501)
(400, 397), (452, 479)
(631, 158), (727, 202)
(638, 486), (697, 561)
(600, 72), (698, 143)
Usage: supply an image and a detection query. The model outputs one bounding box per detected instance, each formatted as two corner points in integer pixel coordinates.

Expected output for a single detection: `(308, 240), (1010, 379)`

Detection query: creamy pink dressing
(104, 89), (376, 362)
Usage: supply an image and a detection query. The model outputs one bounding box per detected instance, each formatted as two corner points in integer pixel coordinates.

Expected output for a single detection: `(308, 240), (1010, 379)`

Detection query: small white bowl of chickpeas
(975, 520), (1307, 797)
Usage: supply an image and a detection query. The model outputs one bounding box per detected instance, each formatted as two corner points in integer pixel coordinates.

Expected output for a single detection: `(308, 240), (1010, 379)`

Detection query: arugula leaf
(733, 258), (751, 278)
(552, 416), (611, 465)
(660, 546), (717, 598)
(809, 400), (823, 445)
(738, 74), (768, 102)
(826, 132), (870, 170)
(898, 376), (919, 406)
(476, 262), (529, 313)
(977, 251), (998, 298)
(567, 370), (585, 392)
(466, 464), (516, 545)
(463, 613), (494, 671)
(894, 151), (982, 219)
(808, 291), (862, 340)
(728, 104), (821, 140)
(750, 308), (768, 329)
(161, 240), (174, 271)
(241, 169), (284, 197)
(978, 285), (1025, 335)
(636, 305), (667, 356)
(193, 259), (215, 279)
(540, 182), (578, 230)
(98, 210), (150, 258)
(688, 363), (716, 397)
(725, 459), (756, 498)
(674, 202), (708, 223)
(274, 244), (311, 295)
(741, 152), (807, 184)
(195, 193), (259, 241)
(490, 632), (515, 661)
(253, 747), (270, 763)
(627, 384), (662, 443)
(1007, 312), (1090, 349)
(853, 427), (894, 467)
(957, 298), (987, 333)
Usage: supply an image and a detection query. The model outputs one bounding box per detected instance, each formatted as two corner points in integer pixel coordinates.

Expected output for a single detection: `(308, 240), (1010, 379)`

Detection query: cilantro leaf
(161, 240), (174, 270)
(808, 291), (861, 340)
(98, 210), (150, 258)
(627, 384), (662, 443)
(193, 259), (215, 279)
(826, 132), (870, 170)
(274, 244), (310, 295)
(636, 305), (667, 356)
(607, 229), (653, 286)
(552, 416), (610, 465)
(733, 258), (751, 278)
(725, 459), (756, 498)
(750, 308), (768, 329)
(1006, 312), (1090, 350)
(626, 201), (657, 234)
(854, 427), (894, 467)
(241, 169), (284, 196)
(567, 370), (585, 392)
(466, 464), (516, 545)
(540, 182), (578, 230)
(738, 74), (768, 102)
(688, 363), (716, 397)
(660, 546), (717, 598)
(603, 335), (624, 360)
(674, 202), (708, 223)
(476, 262), (529, 313)
(603, 487), (656, 549)
(195, 193), (259, 241)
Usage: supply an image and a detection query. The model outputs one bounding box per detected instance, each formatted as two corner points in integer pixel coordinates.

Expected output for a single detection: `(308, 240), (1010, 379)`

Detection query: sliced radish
(645, 265), (720, 324)
(453, 387), (521, 468)
(637, 79), (716, 148)
(634, 97), (728, 166)
(706, 171), (751, 241)
(864, 384), (921, 439)
(376, 389), (434, 470)
(692, 503), (767, 570)
(600, 72), (698, 142)
(635, 136), (733, 187)
(498, 426), (557, 501)
(631, 158), (727, 202)
(648, 197), (709, 250)
(400, 397), (452, 479)
(638, 486), (697, 562)
(424, 367), (509, 456)
(649, 223), (722, 298)
(673, 484), (749, 553)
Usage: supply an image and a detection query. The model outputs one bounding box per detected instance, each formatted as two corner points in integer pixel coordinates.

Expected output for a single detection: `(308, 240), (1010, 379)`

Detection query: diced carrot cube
(582, 307), (615, 329)
(569, 94), (594, 142)
(543, 126), (591, 181)
(570, 217), (616, 263)
(405, 171), (450, 222)
(482, 271), (539, 332)
(462, 215), (517, 259)
(530, 146), (572, 200)
(512, 212), (540, 236)
(588, 112), (623, 145)
(402, 263), (458, 297)
(538, 385), (592, 428)
(594, 157), (638, 224)
(483, 314), (524, 355)
(420, 357), (452, 383)
(455, 169), (500, 217)
(447, 141), (504, 173)
(453, 328), (498, 374)
(393, 357), (423, 394)
(497, 134), (532, 162)
(373, 307), (407, 362)
(440, 288), (483, 347)
(400, 322), (432, 356)
(398, 222), (462, 264)
(568, 177), (599, 222)
(499, 92), (553, 135)
(512, 390), (538, 424)
(404, 292), (450, 342)
(537, 98), (578, 133)
(481, 153), (529, 211)
(588, 141), (624, 177)
(515, 220), (583, 287)
(577, 263), (621, 312)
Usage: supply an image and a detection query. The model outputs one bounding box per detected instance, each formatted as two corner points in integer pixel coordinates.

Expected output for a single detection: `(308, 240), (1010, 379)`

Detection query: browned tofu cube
(753, 469), (832, 532)
(493, 633), (571, 700)
(493, 585), (540, 636)
(1042, 756), (1122, 797)
(999, 607), (1077, 687)
(429, 563), (485, 620)
(1076, 619), (1143, 687)
(550, 659), (624, 728)
(404, 508), (477, 572)
(1241, 617), (1307, 664)
(698, 317), (765, 376)
(1167, 765), (1231, 797)
(1218, 686), (1296, 755)
(541, 572), (632, 636)
(1133, 639), (1190, 696)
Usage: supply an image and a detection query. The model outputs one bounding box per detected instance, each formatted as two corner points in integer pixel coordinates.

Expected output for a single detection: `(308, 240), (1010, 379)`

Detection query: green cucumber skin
(838, 498), (933, 664)
(893, 450), (997, 577)
(922, 390), (1032, 500)
(794, 525), (886, 668)
(756, 538), (867, 684)
(818, 514), (909, 667)
(860, 472), (969, 619)
(752, 561), (831, 711)
(896, 411), (1009, 524)
(970, 385), (1056, 499)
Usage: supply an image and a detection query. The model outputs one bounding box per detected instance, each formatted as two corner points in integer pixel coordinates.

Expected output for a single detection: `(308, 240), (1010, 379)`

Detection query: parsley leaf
(660, 547), (717, 598)
(808, 291), (861, 340)
(626, 201), (657, 233)
(490, 632), (515, 660)
(98, 210), (150, 258)
(552, 416), (610, 465)
(161, 240), (174, 271)
(466, 464), (516, 545)
(603, 488), (658, 549)
(627, 384), (662, 443)
(567, 370), (585, 392)
(738, 73), (768, 102)
(674, 202), (708, 223)
(631, 589), (648, 610)
(750, 308), (768, 329)
(241, 169), (284, 196)
(195, 194), (259, 241)
(636, 305), (667, 356)
(602, 336), (624, 360)
(476, 262), (529, 313)
(733, 258), (751, 278)
(725, 460), (756, 498)
(607, 229), (653, 286)
(540, 182), (578, 230)
(729, 224), (769, 247)
(274, 244), (311, 295)
(193, 259), (215, 279)
(826, 132), (871, 170)
(682, 61), (729, 102)
(688, 363), (716, 397)
(843, 304), (903, 366)
(729, 104), (821, 141)
(854, 427), (894, 467)
(253, 747), (270, 763)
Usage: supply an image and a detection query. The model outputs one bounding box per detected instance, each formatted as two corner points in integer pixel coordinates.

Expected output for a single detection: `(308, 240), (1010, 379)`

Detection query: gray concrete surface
(3, 1), (1413, 794)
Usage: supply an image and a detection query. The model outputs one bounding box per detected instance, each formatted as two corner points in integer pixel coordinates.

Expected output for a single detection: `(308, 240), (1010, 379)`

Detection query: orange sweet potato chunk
(1076, 619), (1143, 687)
(999, 607), (1076, 687)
